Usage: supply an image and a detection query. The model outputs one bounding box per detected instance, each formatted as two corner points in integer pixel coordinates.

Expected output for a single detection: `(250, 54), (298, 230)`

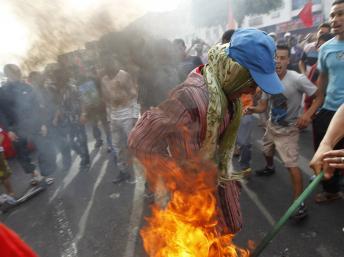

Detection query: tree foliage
(191, 0), (283, 28)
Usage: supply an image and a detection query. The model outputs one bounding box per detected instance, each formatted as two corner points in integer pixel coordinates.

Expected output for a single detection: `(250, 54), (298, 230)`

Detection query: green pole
(250, 172), (324, 257)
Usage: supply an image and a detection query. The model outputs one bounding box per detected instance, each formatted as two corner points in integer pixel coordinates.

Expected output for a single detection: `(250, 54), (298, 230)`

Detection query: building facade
(241, 0), (333, 39)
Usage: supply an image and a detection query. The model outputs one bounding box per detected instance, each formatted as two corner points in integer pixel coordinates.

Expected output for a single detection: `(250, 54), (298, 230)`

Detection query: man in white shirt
(101, 59), (140, 184)
(246, 44), (323, 219)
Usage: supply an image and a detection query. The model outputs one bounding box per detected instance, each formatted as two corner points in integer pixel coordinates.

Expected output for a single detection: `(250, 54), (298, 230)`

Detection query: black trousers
(12, 137), (36, 174)
(313, 109), (344, 194)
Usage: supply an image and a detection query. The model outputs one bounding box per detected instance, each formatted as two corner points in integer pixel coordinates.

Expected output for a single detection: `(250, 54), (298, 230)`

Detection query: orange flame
(140, 156), (250, 257)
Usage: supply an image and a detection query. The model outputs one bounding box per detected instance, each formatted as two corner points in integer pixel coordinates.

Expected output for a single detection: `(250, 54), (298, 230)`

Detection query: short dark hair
(221, 29), (235, 44)
(317, 33), (335, 45)
(276, 44), (291, 56)
(318, 22), (331, 30)
(332, 0), (344, 6)
(3, 64), (21, 80)
(173, 38), (186, 48)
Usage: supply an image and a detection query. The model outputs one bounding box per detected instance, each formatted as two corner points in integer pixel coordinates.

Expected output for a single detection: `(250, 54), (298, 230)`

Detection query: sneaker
(315, 192), (341, 204)
(255, 166), (275, 176)
(291, 203), (308, 220)
(0, 194), (17, 205)
(44, 177), (54, 185)
(94, 140), (103, 149)
(112, 171), (131, 184)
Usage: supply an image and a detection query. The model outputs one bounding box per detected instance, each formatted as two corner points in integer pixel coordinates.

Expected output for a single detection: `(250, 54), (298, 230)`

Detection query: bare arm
(296, 89), (324, 128)
(298, 59), (307, 75)
(309, 71), (332, 175)
(310, 104), (344, 177)
(316, 71), (328, 100)
(245, 99), (268, 115)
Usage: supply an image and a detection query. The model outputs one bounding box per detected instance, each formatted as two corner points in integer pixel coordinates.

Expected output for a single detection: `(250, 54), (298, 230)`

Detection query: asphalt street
(1, 117), (343, 257)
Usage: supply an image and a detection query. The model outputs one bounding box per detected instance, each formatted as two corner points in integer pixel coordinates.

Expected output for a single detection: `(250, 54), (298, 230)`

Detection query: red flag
(298, 0), (313, 28)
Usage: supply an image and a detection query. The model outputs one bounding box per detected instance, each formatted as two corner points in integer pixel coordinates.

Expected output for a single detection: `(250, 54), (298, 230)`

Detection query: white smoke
(0, 0), (181, 70)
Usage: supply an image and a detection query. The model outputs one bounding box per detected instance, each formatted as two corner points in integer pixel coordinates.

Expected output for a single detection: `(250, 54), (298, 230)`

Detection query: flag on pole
(298, 0), (313, 28)
(227, 0), (237, 29)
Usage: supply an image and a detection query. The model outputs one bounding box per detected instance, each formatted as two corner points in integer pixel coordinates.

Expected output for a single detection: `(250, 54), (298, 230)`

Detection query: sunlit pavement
(1, 118), (344, 257)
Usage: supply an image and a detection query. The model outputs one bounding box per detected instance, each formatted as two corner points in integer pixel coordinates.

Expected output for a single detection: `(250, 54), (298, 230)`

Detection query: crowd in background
(0, 35), (209, 203)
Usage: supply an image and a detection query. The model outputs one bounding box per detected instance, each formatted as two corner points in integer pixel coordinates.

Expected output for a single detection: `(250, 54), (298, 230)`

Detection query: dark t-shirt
(301, 50), (318, 67)
(0, 81), (41, 135)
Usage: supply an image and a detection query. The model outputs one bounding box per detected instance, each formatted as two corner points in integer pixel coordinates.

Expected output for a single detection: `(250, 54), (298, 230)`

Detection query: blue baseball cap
(227, 28), (284, 95)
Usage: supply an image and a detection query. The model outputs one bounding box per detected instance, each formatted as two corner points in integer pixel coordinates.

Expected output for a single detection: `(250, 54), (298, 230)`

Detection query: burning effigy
(128, 28), (284, 257)
(138, 155), (249, 257)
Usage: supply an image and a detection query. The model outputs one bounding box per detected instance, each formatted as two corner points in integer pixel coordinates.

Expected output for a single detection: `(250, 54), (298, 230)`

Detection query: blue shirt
(318, 38), (344, 111)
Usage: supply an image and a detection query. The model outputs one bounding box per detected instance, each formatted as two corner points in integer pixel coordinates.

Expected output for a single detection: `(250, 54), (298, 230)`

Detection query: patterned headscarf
(201, 43), (252, 182)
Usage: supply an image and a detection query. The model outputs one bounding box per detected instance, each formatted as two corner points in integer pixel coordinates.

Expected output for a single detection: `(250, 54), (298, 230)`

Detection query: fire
(140, 156), (250, 257)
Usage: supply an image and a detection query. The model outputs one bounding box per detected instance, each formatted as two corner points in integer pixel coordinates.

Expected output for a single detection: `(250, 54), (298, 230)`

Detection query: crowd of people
(232, 0), (344, 220)
(0, 0), (343, 254)
(0, 30), (213, 204)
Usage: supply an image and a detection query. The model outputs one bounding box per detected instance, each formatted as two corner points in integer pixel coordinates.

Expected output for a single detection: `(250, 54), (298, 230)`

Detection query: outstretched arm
(310, 104), (344, 177)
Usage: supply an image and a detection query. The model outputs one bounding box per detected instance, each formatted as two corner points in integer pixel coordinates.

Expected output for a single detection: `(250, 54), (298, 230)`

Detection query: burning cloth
(129, 29), (283, 257)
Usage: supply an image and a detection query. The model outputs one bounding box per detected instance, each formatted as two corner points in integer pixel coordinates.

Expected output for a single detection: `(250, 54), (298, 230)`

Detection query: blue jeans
(33, 134), (57, 176)
(236, 115), (254, 169)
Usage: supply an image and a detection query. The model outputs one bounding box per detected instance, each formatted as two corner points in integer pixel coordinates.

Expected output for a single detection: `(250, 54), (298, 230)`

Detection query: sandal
(315, 192), (341, 203)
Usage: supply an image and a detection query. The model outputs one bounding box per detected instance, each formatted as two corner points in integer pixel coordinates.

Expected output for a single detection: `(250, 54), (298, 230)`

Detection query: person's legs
(274, 126), (300, 195)
(100, 113), (113, 151)
(256, 124), (275, 175)
(92, 122), (103, 148)
(239, 144), (252, 169)
(0, 152), (14, 195)
(57, 125), (72, 170)
(33, 135), (57, 177)
(111, 119), (128, 182)
(12, 137), (36, 175)
(112, 118), (137, 183)
(288, 167), (303, 199)
(74, 124), (90, 170)
(2, 177), (14, 196)
(288, 165), (307, 219)
(313, 109), (343, 201)
(237, 115), (254, 170)
(122, 118), (137, 168)
(275, 126), (307, 219)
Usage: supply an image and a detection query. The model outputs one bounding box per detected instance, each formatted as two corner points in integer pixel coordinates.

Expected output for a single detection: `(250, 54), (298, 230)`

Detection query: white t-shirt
(262, 70), (317, 126)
